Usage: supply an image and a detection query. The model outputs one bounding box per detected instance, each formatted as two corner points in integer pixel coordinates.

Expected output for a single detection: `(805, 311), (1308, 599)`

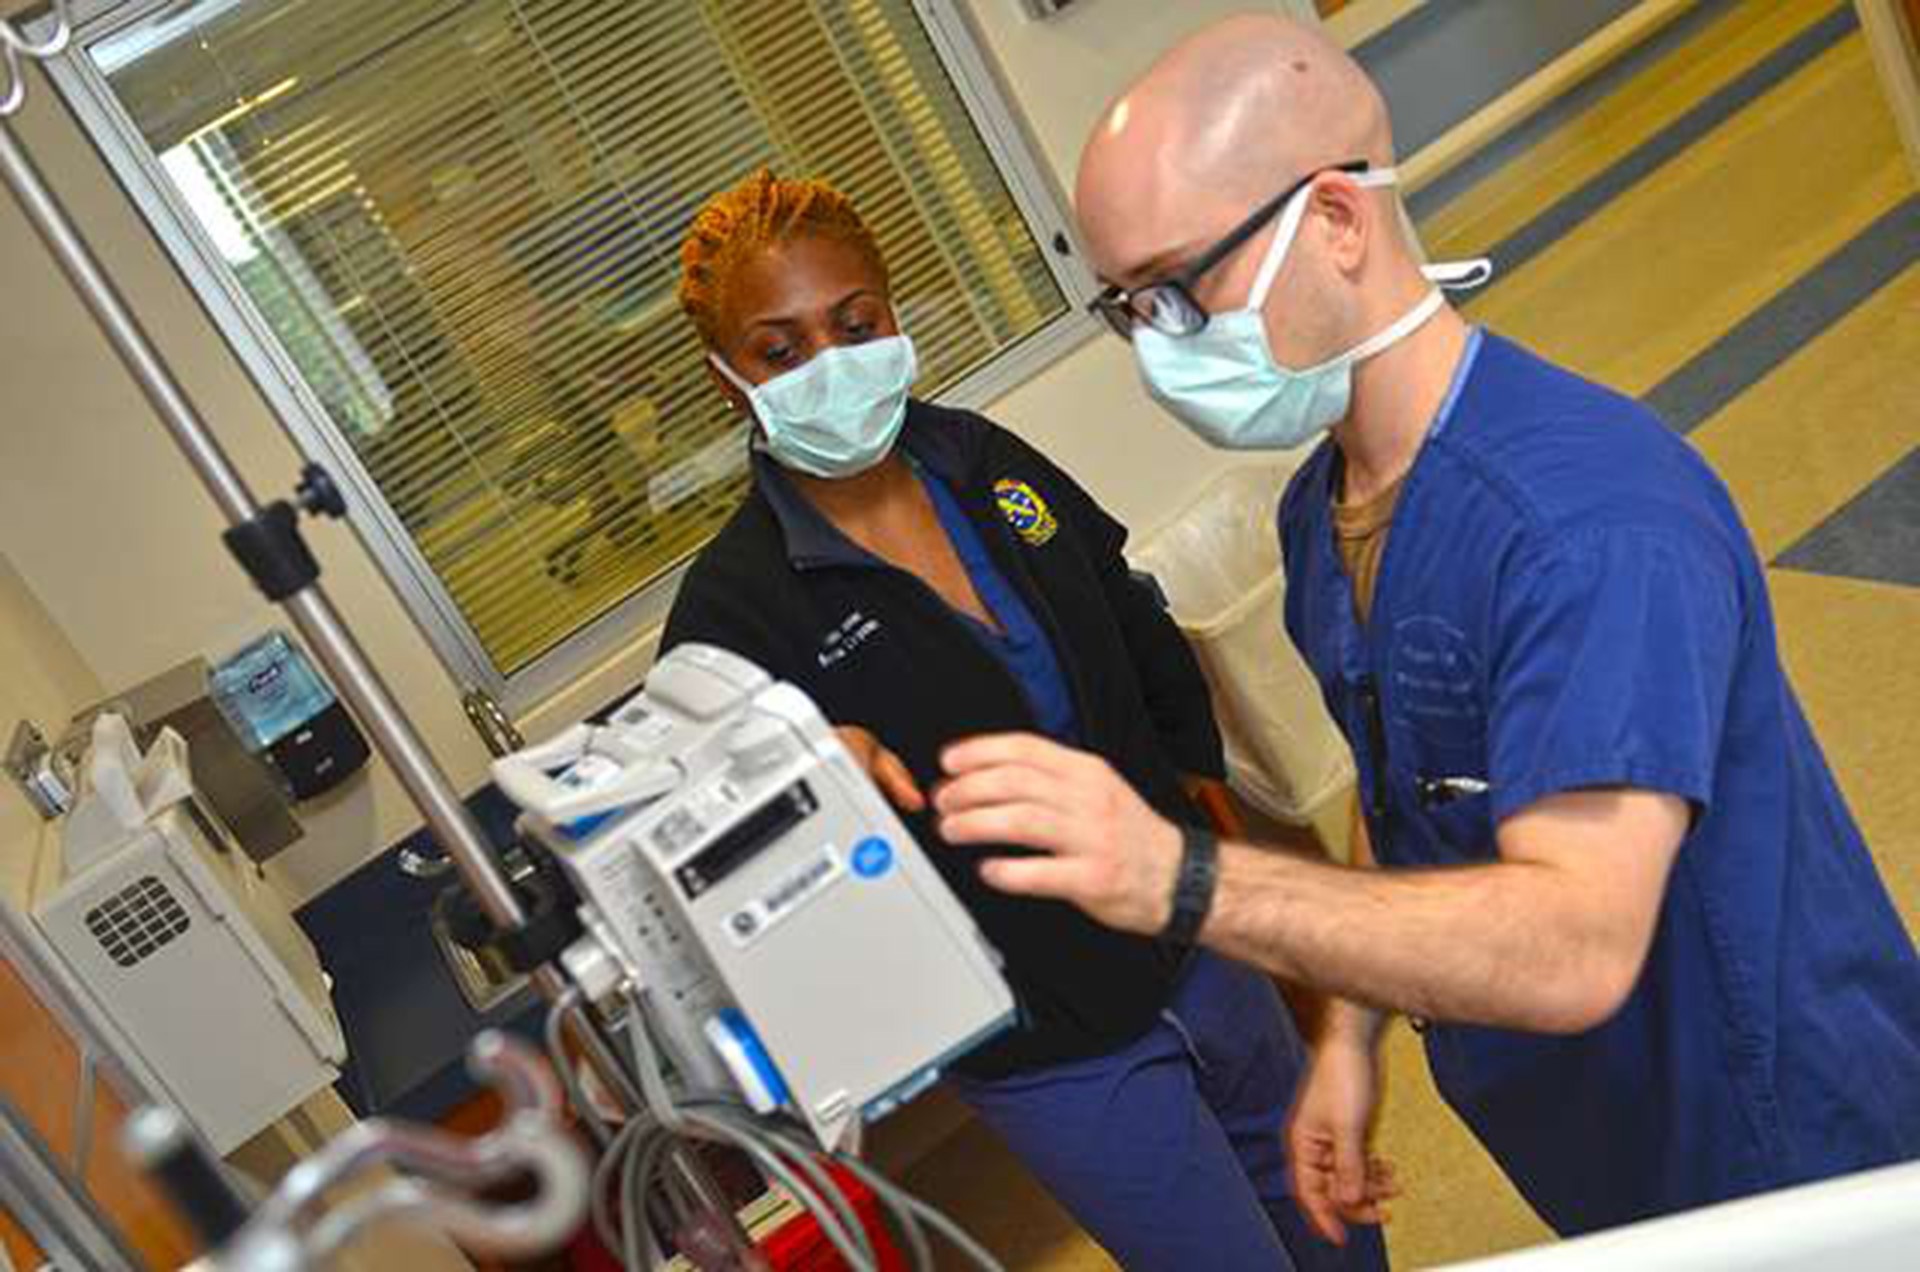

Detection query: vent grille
(85, 875), (190, 969)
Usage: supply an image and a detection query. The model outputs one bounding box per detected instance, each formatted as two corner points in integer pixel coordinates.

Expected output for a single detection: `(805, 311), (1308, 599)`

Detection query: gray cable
(589, 1118), (639, 1258)
(620, 1125), (646, 1272)
(630, 1127), (673, 1269)
(621, 995), (683, 1130)
(892, 1185), (1005, 1272)
(678, 1110), (873, 1272)
(763, 1127), (936, 1272)
(591, 1117), (679, 1270)
(694, 1106), (937, 1272)
(545, 991), (613, 1149)
(813, 1135), (1004, 1272)
(621, 998), (872, 1271)
(601, 988), (1001, 1272)
(691, 1103), (966, 1272)
(726, 1116), (875, 1271)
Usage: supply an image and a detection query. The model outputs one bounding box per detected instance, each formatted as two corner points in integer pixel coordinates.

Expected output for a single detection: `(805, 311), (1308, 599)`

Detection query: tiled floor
(902, 2), (1920, 1266)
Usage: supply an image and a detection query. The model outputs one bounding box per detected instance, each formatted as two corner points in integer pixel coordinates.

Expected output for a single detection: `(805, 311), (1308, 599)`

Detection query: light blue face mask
(712, 333), (918, 479)
(1133, 168), (1490, 451)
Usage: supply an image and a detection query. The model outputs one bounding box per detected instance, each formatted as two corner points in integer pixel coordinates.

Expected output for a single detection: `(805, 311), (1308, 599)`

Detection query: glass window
(57, 0), (1083, 701)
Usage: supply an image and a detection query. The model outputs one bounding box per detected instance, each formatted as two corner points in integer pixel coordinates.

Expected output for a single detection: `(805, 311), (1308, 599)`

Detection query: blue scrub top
(921, 467), (1081, 744)
(1279, 331), (1920, 1234)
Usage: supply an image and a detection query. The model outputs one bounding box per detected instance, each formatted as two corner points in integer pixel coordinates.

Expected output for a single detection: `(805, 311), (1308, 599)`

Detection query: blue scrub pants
(952, 952), (1389, 1272)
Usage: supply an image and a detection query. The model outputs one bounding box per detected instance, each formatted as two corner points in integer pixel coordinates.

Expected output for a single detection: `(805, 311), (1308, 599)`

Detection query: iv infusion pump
(494, 644), (1015, 1149)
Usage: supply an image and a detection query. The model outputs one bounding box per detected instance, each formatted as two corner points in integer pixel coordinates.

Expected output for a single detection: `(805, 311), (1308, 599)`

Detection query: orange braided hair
(677, 168), (887, 347)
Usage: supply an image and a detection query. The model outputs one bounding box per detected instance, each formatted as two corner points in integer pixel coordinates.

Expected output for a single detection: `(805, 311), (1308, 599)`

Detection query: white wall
(953, 3), (1321, 541)
(0, 551), (103, 909)
(0, 52), (499, 902)
(964, 0), (1313, 189)
(0, 1), (1302, 901)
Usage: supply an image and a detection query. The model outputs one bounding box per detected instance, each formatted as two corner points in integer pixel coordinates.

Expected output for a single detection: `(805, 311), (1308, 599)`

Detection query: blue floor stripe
(1393, 0), (1915, 588)
(1409, 0), (1740, 224)
(1470, 3), (1857, 285)
(1356, 0), (1641, 158)
(1775, 446), (1920, 585)
(1645, 198), (1920, 434)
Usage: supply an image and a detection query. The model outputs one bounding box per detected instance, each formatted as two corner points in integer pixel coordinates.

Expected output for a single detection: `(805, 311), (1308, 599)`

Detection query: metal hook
(1, 44), (26, 118)
(239, 1032), (588, 1264)
(0, 0), (74, 118)
(143, 1032), (591, 1269)
(0, 6), (72, 59)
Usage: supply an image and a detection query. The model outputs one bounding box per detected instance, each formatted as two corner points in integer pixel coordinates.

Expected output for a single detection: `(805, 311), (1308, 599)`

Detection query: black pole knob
(296, 463), (347, 520)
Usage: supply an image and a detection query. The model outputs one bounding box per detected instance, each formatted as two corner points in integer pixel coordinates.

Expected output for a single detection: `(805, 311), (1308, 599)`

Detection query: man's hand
(936, 733), (1183, 935)
(1288, 1033), (1397, 1244)
(834, 725), (925, 814)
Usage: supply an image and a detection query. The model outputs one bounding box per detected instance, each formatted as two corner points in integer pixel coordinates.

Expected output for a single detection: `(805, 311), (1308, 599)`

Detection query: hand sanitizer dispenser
(211, 631), (368, 801)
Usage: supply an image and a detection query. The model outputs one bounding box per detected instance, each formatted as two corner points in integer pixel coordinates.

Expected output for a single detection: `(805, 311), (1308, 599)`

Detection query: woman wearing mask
(659, 170), (1386, 1272)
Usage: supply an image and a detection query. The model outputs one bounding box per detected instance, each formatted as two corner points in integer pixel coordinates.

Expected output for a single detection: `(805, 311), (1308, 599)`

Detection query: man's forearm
(934, 735), (1678, 1034)
(1201, 844), (1630, 1033)
(1311, 797), (1389, 1049)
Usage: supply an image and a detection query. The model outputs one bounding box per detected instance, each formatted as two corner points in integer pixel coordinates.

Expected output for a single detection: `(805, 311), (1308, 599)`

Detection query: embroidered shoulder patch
(994, 478), (1058, 546)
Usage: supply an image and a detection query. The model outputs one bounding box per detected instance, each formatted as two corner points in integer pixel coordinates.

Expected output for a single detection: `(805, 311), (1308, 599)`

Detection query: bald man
(935, 11), (1920, 1247)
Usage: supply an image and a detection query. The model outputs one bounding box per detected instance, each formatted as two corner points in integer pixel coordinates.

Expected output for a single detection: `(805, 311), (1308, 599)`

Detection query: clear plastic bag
(1131, 463), (1354, 824)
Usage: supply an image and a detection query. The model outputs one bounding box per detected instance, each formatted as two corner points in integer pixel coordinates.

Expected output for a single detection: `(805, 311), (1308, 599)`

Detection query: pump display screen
(674, 781), (818, 900)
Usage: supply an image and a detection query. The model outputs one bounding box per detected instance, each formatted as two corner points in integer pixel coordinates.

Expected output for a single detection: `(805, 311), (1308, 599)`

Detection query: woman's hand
(835, 725), (926, 813)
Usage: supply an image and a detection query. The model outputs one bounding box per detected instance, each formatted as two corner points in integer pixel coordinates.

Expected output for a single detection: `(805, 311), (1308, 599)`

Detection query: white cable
(1, 48), (25, 117)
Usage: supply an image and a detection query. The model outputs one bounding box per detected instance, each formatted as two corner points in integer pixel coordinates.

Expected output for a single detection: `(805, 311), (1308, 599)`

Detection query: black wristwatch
(1160, 823), (1220, 947)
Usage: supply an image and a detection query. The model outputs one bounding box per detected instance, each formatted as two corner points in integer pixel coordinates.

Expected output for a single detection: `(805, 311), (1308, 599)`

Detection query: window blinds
(92, 0), (1066, 676)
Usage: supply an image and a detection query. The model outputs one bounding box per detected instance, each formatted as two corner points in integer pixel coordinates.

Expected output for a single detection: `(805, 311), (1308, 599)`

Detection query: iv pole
(0, 7), (651, 1139)
(0, 109), (524, 957)
(0, 11), (768, 1262)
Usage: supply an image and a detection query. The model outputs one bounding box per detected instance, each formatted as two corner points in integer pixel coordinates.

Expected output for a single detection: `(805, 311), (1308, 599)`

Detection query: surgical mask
(1133, 169), (1491, 451)
(711, 333), (918, 478)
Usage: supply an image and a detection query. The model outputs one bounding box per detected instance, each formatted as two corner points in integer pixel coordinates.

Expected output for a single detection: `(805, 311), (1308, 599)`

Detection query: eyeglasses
(1088, 160), (1370, 340)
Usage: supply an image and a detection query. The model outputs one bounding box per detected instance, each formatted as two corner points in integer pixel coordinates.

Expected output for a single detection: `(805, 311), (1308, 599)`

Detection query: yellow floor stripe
(902, 13), (1919, 1272)
(903, 1117), (1115, 1269)
(1378, 1024), (1553, 1265)
(1460, 35), (1912, 397)
(1767, 569), (1920, 931)
(1383, 27), (1920, 1271)
(1692, 264), (1920, 560)
(1422, 0), (1844, 259)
